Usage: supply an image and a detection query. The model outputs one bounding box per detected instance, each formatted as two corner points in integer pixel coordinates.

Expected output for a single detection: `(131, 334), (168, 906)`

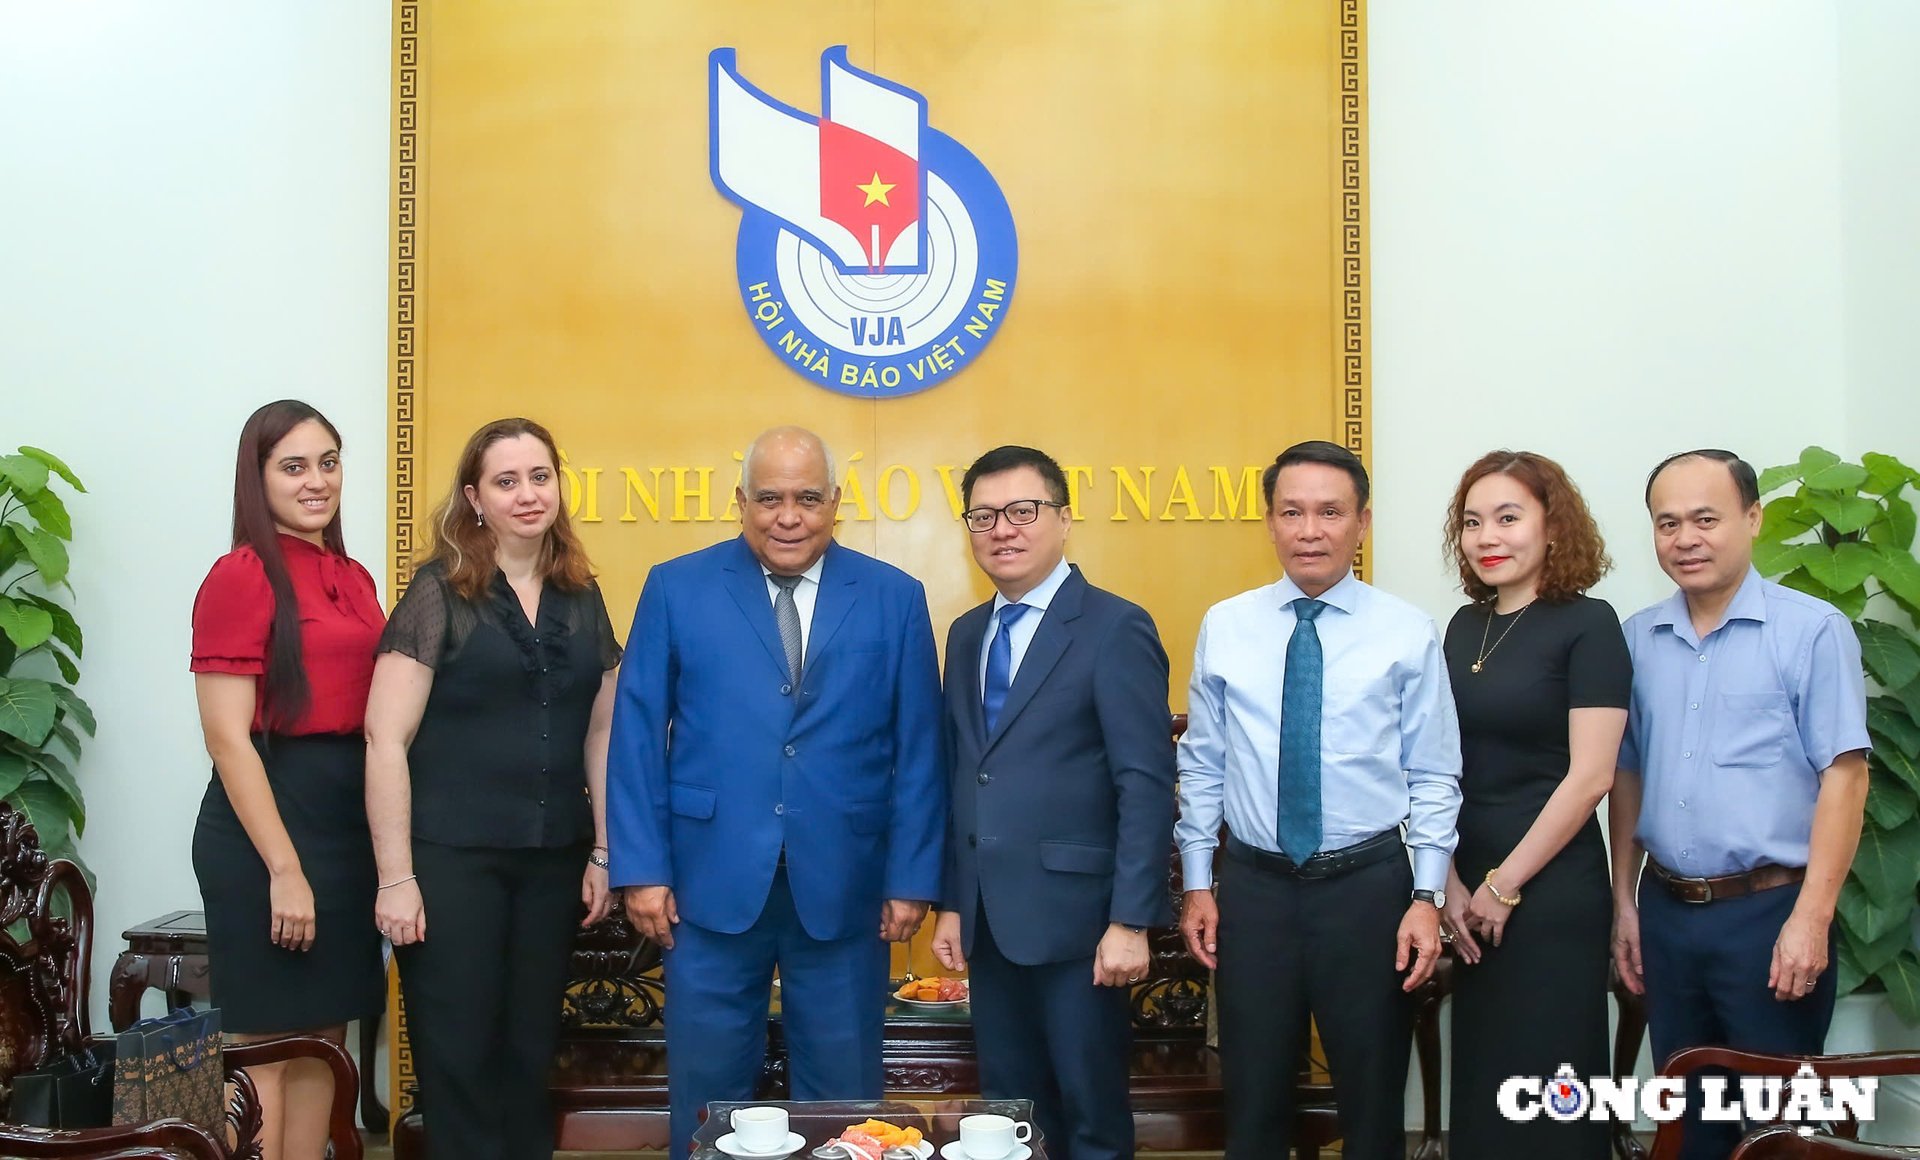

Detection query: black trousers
(395, 840), (586, 1160)
(968, 902), (1134, 1160)
(1215, 845), (1414, 1160)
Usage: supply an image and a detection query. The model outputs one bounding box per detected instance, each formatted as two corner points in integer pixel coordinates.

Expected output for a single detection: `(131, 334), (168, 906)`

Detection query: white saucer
(717, 1131), (806, 1158)
(939, 1143), (1031, 1160)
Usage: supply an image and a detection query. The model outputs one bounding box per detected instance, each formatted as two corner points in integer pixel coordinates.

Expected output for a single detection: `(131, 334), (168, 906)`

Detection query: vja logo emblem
(709, 47), (1018, 397)
(1544, 1065), (1589, 1122)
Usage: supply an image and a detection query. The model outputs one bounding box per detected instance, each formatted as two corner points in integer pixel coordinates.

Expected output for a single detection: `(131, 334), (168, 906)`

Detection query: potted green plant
(0, 446), (94, 869)
(1753, 447), (1920, 1019)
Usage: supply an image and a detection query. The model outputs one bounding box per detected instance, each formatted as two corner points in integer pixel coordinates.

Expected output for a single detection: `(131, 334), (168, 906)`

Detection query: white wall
(1, 0), (1914, 1130)
(1369, 0), (1851, 623)
(0, 0), (391, 1021)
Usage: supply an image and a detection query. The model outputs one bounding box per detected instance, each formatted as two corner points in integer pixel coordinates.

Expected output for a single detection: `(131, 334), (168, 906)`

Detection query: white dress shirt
(1174, 570), (1463, 893)
(761, 555), (825, 657)
(977, 557), (1074, 696)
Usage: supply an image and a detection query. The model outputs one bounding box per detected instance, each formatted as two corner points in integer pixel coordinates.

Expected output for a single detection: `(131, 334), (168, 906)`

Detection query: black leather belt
(1224, 829), (1403, 881)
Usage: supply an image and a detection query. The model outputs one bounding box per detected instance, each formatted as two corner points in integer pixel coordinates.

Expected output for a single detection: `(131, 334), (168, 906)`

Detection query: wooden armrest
(1663, 1046), (1920, 1082)
(1649, 1048), (1920, 1160)
(223, 1034), (362, 1160)
(1731, 1123), (1920, 1159)
(0, 1118), (225, 1159)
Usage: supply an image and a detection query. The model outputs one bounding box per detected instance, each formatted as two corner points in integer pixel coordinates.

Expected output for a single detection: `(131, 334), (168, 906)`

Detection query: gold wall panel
(390, 0), (1368, 1115)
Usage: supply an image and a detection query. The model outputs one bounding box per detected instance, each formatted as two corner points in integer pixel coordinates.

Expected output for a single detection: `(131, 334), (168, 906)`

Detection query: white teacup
(958, 1113), (1032, 1159)
(730, 1105), (789, 1152)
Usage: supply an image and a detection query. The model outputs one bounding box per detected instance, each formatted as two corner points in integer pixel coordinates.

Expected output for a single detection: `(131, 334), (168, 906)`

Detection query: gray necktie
(771, 573), (804, 684)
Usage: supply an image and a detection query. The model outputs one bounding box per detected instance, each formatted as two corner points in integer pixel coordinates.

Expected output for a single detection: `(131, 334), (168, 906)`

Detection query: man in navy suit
(930, 445), (1175, 1160)
(606, 426), (946, 1158)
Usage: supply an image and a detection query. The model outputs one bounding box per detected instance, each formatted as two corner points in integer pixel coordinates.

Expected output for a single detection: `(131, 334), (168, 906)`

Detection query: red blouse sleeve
(190, 549), (273, 675)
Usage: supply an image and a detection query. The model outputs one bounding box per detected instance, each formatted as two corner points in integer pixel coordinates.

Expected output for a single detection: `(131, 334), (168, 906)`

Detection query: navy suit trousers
(1639, 875), (1837, 1160)
(969, 902), (1134, 1160)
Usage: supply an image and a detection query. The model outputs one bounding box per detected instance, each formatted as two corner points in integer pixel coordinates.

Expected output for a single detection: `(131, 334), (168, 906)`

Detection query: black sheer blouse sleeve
(586, 580), (623, 670)
(378, 563), (451, 670)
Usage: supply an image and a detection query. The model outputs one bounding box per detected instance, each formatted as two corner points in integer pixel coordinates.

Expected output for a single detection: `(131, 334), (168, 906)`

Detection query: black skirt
(191, 733), (384, 1034)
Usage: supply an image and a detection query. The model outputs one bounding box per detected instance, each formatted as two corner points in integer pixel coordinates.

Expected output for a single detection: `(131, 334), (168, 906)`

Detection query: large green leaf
(22, 595), (79, 657)
(0, 751), (28, 800)
(1858, 620), (1920, 691)
(1837, 937), (1869, 996)
(1807, 459), (1872, 493)
(1863, 452), (1918, 496)
(1877, 746), (1920, 799)
(1875, 545), (1920, 608)
(1857, 900), (1919, 976)
(1754, 540), (1816, 579)
(1759, 495), (1820, 543)
(1870, 697), (1920, 759)
(50, 685), (94, 736)
(22, 488), (70, 541)
(0, 677), (57, 746)
(1875, 494), (1920, 552)
(1806, 542), (1880, 595)
(1759, 462), (1805, 496)
(0, 454), (50, 497)
(1840, 876), (1910, 943)
(48, 720), (80, 757)
(1865, 769), (1918, 829)
(6, 779), (74, 846)
(10, 525), (68, 587)
(0, 595), (53, 651)
(0, 524), (20, 574)
(1807, 493), (1883, 535)
(1854, 814), (1920, 907)
(48, 646), (78, 686)
(1878, 951), (1920, 1024)
(1780, 568), (1869, 620)
(1798, 446), (1844, 476)
(17, 447), (84, 493)
(29, 750), (84, 837)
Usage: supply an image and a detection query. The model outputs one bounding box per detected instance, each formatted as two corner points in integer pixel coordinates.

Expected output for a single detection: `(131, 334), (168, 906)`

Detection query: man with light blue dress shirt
(1176, 440), (1462, 1160)
(1610, 449), (1870, 1160)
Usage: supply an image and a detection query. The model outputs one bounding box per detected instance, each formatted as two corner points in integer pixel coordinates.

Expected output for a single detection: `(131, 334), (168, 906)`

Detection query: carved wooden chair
(0, 802), (362, 1158)
(1731, 1122), (1920, 1158)
(1648, 1045), (1920, 1160)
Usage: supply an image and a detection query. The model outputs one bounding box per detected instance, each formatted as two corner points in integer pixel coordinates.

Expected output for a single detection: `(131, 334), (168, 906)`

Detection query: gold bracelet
(1484, 869), (1521, 907)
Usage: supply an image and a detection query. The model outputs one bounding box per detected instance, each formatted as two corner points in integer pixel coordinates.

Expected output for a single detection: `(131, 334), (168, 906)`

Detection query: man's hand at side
(1093, 923), (1151, 987)
(881, 899), (930, 942)
(1180, 889), (1219, 970)
(1397, 901), (1442, 991)
(625, 885), (679, 949)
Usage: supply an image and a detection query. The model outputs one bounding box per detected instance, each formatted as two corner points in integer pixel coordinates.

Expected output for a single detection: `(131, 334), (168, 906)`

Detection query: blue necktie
(983, 603), (1031, 735)
(1277, 598), (1327, 864)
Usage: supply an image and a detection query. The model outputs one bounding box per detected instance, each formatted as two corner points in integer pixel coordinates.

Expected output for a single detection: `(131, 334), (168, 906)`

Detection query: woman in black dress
(364, 417), (620, 1160)
(1439, 450), (1631, 1158)
(191, 400), (386, 1160)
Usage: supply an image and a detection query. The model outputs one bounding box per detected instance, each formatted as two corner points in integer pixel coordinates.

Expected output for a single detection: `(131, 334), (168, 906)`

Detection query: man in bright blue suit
(606, 426), (946, 1157)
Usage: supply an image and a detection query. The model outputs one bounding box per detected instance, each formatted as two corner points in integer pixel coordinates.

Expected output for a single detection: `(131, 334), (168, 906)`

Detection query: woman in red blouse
(190, 400), (386, 1160)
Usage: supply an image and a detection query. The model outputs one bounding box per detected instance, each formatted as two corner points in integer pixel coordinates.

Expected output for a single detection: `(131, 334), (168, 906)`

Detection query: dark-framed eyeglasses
(962, 499), (1067, 533)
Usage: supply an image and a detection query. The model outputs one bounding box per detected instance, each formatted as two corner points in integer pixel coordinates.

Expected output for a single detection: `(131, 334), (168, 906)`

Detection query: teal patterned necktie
(1277, 598), (1327, 863)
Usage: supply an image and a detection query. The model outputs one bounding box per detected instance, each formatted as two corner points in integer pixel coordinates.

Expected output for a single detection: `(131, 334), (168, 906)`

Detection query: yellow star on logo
(857, 172), (895, 207)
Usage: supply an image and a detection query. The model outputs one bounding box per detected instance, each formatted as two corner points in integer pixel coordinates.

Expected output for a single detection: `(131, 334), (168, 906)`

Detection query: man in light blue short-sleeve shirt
(1610, 449), (1870, 1160)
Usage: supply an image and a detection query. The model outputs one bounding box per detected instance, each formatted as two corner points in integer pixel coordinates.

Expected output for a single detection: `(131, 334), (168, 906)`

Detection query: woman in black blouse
(1438, 450), (1631, 1158)
(365, 418), (620, 1160)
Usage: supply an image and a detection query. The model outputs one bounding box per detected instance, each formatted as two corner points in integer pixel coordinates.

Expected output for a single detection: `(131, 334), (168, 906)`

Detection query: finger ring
(1128, 975), (1140, 983)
